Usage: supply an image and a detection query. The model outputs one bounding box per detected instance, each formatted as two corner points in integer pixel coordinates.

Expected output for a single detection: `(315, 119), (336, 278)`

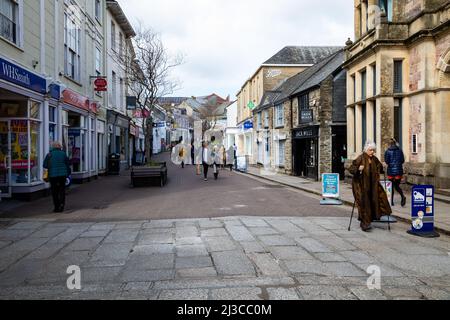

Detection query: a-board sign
(407, 185), (439, 238)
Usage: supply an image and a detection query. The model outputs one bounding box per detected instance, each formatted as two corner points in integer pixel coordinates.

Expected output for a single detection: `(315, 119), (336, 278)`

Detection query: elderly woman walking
(43, 142), (71, 213)
(349, 141), (392, 231)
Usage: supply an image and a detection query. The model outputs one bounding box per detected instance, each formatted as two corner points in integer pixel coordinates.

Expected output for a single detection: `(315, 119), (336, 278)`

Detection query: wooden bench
(131, 162), (168, 187)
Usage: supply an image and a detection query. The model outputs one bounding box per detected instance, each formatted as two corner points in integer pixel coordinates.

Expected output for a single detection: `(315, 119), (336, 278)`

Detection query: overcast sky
(117, 0), (354, 100)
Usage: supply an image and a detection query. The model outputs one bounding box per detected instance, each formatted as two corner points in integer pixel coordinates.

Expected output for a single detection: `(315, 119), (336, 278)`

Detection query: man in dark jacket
(384, 138), (406, 207)
(43, 141), (71, 212)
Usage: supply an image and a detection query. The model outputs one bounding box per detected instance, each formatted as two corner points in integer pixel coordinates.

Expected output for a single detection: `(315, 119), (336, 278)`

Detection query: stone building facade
(344, 0), (450, 188)
(253, 50), (347, 181)
(235, 46), (341, 165)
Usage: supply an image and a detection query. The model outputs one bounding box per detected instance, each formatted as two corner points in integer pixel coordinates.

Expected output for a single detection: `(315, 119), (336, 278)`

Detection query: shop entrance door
(0, 120), (12, 198)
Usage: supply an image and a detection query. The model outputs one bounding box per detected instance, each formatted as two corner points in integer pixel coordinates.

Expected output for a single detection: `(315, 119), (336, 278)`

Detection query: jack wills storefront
(0, 56), (60, 200)
(292, 125), (319, 180)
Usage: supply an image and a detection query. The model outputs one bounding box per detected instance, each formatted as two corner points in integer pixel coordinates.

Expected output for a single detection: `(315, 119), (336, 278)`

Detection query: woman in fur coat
(349, 141), (392, 231)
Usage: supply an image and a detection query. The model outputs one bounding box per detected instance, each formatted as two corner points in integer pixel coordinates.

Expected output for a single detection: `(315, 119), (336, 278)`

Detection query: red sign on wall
(62, 89), (89, 111)
(94, 78), (107, 92)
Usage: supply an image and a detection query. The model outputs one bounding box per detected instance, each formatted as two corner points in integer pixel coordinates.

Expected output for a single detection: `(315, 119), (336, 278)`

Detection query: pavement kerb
(240, 170), (450, 237)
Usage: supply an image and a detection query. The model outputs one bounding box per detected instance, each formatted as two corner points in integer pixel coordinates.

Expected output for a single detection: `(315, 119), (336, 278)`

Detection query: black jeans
(202, 162), (209, 179)
(50, 177), (66, 210)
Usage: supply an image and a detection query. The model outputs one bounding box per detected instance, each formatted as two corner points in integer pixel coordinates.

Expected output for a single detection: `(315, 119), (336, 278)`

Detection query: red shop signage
(90, 102), (100, 114)
(62, 89), (89, 112)
(94, 78), (108, 92)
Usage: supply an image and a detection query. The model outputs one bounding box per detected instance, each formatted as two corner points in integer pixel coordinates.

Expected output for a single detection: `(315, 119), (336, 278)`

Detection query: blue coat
(384, 145), (404, 176)
(43, 148), (71, 178)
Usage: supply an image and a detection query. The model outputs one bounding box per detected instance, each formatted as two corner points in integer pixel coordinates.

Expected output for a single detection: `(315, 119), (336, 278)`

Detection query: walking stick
(348, 199), (356, 231)
(348, 165), (363, 231)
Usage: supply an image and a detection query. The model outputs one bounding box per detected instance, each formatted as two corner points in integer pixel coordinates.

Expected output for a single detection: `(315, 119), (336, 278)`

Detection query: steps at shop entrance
(435, 189), (450, 204)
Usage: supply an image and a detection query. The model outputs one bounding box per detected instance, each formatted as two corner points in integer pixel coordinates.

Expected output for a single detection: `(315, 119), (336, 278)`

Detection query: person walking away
(178, 137), (185, 168)
(384, 138), (406, 207)
(202, 141), (210, 181)
(43, 141), (71, 213)
(349, 141), (392, 231)
(191, 142), (195, 165)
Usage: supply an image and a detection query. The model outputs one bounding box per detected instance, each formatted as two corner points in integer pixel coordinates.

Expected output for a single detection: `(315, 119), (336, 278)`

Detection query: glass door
(0, 120), (12, 198)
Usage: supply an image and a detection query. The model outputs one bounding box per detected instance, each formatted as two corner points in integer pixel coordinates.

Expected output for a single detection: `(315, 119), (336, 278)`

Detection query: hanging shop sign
(244, 120), (253, 130)
(407, 185), (439, 238)
(94, 78), (107, 92)
(126, 96), (137, 110)
(0, 57), (47, 94)
(130, 124), (137, 136)
(133, 109), (151, 118)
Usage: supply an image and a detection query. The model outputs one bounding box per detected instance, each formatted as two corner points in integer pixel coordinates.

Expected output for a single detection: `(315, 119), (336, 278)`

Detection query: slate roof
(106, 1), (136, 38)
(157, 97), (189, 106)
(253, 90), (282, 112)
(263, 46), (342, 65)
(269, 49), (346, 105)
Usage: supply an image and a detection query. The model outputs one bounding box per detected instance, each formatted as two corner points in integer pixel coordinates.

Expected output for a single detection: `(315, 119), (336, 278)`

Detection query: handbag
(43, 153), (51, 182)
(43, 169), (49, 182)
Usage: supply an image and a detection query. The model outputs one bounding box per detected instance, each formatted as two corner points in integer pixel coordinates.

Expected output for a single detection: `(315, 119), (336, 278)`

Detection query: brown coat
(349, 153), (392, 228)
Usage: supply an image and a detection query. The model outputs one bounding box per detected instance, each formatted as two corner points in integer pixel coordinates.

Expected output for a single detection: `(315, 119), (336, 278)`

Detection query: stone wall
(319, 76), (334, 175)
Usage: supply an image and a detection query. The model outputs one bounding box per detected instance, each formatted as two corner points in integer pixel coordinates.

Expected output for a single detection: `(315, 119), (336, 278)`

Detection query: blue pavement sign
(407, 185), (440, 238)
(320, 173), (342, 205)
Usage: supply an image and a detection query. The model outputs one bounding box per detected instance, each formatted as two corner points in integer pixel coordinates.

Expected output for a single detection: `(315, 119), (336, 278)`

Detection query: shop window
(29, 121), (40, 182)
(49, 106), (57, 145)
(278, 140), (285, 166)
(67, 113), (87, 173)
(9, 120), (40, 184)
(0, 101), (27, 117)
(30, 101), (40, 120)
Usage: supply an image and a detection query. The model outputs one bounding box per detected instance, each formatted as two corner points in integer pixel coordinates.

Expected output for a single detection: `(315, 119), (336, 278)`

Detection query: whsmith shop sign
(0, 57), (47, 94)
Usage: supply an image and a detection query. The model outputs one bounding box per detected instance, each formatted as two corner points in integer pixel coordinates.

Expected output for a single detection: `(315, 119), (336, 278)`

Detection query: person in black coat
(384, 138), (406, 207)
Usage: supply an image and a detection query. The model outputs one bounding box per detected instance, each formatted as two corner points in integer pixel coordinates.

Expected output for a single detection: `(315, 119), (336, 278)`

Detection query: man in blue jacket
(43, 141), (71, 212)
(384, 138), (406, 207)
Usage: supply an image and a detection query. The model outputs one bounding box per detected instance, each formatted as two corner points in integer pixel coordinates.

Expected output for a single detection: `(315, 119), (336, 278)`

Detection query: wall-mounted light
(32, 60), (39, 69)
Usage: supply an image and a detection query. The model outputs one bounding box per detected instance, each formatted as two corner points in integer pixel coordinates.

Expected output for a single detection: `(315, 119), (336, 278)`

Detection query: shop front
(0, 56), (58, 199)
(129, 123), (137, 165)
(153, 121), (167, 154)
(107, 110), (130, 171)
(61, 89), (99, 183)
(292, 126), (319, 181)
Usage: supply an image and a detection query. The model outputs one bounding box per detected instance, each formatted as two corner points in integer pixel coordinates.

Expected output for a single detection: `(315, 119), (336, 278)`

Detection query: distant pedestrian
(178, 136), (185, 168)
(384, 138), (406, 207)
(349, 141), (392, 232)
(233, 143), (237, 170)
(191, 142), (195, 165)
(202, 141), (209, 181)
(43, 141), (71, 213)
